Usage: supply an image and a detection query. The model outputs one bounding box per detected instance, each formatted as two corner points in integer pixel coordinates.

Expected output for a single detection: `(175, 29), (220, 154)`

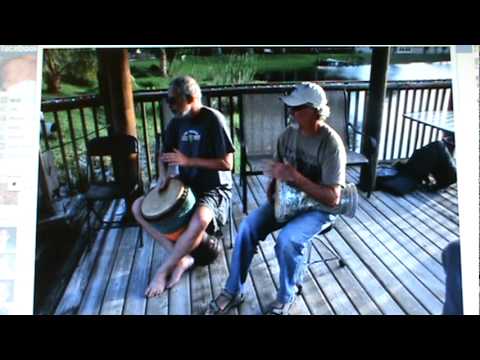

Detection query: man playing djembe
(206, 82), (347, 315)
(131, 76), (234, 298)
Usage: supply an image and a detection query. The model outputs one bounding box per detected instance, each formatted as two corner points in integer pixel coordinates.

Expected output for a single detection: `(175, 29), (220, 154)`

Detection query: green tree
(43, 49), (97, 93)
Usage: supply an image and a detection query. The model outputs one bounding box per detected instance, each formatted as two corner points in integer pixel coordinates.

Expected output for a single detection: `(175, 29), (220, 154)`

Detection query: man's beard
(173, 107), (192, 118)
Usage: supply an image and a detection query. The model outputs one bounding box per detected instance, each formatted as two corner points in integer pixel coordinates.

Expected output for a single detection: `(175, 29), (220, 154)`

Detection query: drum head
(141, 179), (185, 220)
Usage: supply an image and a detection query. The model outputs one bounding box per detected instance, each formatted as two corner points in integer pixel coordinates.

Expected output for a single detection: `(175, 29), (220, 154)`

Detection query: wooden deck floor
(55, 168), (459, 315)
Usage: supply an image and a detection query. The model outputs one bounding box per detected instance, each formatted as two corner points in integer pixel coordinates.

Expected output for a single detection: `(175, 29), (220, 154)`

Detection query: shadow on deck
(54, 168), (459, 315)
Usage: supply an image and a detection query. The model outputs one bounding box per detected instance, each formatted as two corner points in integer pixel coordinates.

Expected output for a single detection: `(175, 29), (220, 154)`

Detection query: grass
(42, 52), (451, 99)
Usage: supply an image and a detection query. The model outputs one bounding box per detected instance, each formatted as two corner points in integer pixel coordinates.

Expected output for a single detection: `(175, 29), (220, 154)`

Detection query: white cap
(280, 82), (328, 110)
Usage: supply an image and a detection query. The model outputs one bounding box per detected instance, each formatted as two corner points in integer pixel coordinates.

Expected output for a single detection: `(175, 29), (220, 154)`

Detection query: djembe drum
(141, 178), (219, 266)
(274, 179), (358, 222)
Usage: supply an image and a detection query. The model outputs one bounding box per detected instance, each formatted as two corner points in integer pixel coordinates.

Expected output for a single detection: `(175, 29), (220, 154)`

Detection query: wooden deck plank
(55, 200), (119, 315)
(310, 236), (383, 315)
(353, 205), (446, 302)
(357, 198), (446, 282)
(334, 217), (429, 314)
(400, 192), (459, 234)
(439, 187), (459, 205)
(123, 228), (154, 315)
(168, 267), (191, 315)
(100, 227), (139, 315)
(145, 238), (169, 315)
(349, 169), (458, 244)
(349, 192), (454, 250)
(354, 186), (445, 265)
(323, 229), (405, 315)
(77, 228), (122, 315)
(411, 190), (459, 220)
(190, 259), (213, 315)
(338, 216), (443, 314)
(373, 192), (457, 243)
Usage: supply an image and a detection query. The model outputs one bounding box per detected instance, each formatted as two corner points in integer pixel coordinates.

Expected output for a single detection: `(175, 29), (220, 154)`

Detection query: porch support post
(96, 48), (140, 216)
(358, 47), (390, 194)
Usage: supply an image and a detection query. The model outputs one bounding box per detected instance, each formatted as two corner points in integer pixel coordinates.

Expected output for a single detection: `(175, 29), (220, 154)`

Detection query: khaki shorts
(195, 187), (232, 236)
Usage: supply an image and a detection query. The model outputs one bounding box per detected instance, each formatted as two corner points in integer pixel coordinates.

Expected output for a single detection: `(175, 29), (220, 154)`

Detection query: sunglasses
(167, 97), (178, 106)
(289, 104), (313, 113)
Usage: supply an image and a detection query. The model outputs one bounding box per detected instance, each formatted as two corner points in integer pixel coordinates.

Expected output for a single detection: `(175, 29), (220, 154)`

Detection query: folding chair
(84, 134), (143, 247)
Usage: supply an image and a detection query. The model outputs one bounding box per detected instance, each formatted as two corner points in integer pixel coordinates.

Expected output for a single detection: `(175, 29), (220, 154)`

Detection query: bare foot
(145, 269), (168, 298)
(166, 256), (195, 289)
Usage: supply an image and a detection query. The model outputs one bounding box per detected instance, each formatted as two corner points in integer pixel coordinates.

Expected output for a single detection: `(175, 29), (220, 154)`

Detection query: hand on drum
(157, 176), (169, 191)
(161, 148), (191, 167)
(267, 179), (276, 203)
(264, 160), (299, 184)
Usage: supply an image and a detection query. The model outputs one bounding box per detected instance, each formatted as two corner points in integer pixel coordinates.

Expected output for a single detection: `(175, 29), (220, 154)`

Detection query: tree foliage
(43, 49), (97, 93)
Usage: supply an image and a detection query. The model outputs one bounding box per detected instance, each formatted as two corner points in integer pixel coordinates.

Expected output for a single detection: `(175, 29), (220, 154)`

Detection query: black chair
(295, 222), (345, 295)
(326, 90), (377, 197)
(85, 134), (143, 246)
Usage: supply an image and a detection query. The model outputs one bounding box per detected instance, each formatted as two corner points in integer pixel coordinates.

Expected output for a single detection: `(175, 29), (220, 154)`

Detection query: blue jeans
(442, 241), (463, 315)
(224, 201), (336, 304)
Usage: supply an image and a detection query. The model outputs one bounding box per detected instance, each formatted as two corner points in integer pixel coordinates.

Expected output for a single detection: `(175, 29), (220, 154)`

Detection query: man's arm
(161, 149), (233, 171)
(269, 161), (341, 208)
(293, 172), (341, 208)
(155, 151), (175, 189)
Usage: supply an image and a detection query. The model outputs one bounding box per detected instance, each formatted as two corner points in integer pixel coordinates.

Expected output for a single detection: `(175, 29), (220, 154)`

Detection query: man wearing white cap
(206, 82), (347, 315)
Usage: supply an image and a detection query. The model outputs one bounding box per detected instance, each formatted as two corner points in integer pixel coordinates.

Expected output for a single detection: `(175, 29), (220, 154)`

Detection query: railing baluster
(397, 89), (410, 159)
(140, 102), (152, 184)
(439, 87), (447, 111)
(158, 99), (165, 138)
(353, 90), (360, 152)
(66, 110), (82, 188)
(425, 88), (432, 111)
(420, 123), (427, 147)
(347, 90), (354, 150)
(151, 100), (159, 137)
(92, 106), (106, 182)
(433, 88), (440, 111)
(406, 88), (417, 157)
(40, 115), (50, 151)
(362, 89), (369, 127)
(390, 89), (401, 160)
(53, 111), (72, 190)
(418, 88), (425, 112)
(229, 96), (235, 140)
(218, 96), (222, 113)
(79, 107), (94, 180)
(382, 89), (393, 160)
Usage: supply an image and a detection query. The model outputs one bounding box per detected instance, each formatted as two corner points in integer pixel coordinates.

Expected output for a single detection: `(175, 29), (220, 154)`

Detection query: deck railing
(40, 79), (452, 195)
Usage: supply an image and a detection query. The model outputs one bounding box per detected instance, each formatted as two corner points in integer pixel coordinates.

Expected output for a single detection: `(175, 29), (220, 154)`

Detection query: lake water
(257, 61), (453, 82)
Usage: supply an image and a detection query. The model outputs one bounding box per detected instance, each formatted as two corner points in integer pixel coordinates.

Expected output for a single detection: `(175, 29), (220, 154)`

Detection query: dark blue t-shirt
(162, 106), (234, 195)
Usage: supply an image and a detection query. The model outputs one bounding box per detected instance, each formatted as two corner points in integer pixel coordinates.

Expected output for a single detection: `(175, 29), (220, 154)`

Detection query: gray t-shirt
(163, 106), (234, 195)
(275, 123), (346, 188)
